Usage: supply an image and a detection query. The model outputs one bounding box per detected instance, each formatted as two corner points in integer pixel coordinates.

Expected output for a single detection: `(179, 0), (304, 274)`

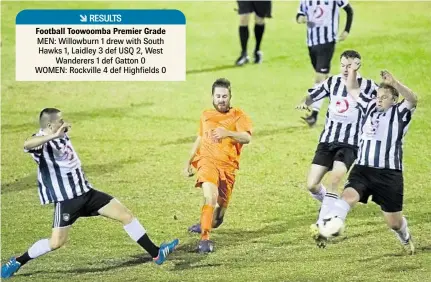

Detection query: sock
(17, 238), (52, 266)
(239, 26), (249, 54)
(254, 24), (265, 52)
(318, 192), (339, 222)
(393, 217), (410, 243)
(310, 184), (326, 202)
(331, 199), (351, 221)
(200, 204), (215, 240)
(124, 218), (159, 258)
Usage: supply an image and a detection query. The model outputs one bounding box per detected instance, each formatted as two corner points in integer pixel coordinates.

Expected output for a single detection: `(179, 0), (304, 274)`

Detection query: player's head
(376, 83), (399, 112)
(340, 50), (361, 79)
(39, 108), (64, 132)
(212, 78), (232, 113)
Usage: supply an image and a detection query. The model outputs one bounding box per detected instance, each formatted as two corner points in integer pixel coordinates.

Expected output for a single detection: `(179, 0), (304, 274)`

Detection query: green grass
(2, 1), (431, 281)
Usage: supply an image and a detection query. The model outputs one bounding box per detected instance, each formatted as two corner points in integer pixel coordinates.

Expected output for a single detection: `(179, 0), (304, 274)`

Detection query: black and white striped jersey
(25, 130), (92, 205)
(308, 74), (378, 147)
(297, 0), (349, 46)
(355, 95), (416, 170)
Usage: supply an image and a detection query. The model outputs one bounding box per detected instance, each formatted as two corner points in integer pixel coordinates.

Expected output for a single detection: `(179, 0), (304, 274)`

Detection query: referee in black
(235, 0), (272, 66)
(296, 0), (354, 126)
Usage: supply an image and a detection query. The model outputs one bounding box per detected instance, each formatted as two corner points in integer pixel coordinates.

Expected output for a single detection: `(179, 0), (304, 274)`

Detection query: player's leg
(213, 172), (235, 229)
(373, 170), (414, 254)
(303, 42), (335, 126)
(2, 201), (75, 279)
(236, 1), (252, 65)
(198, 181), (219, 253)
(317, 146), (357, 222)
(383, 212), (414, 255)
(92, 190), (178, 264)
(312, 165), (367, 247)
(306, 143), (334, 202)
(252, 1), (272, 64)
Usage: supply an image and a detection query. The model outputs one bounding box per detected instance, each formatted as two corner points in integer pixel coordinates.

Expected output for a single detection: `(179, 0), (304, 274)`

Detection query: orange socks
(200, 204), (215, 240)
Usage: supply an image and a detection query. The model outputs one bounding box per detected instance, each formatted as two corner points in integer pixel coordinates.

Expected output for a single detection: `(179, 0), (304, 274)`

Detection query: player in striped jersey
(296, 50), (377, 247)
(1, 108), (179, 279)
(296, 0), (354, 126)
(320, 62), (418, 254)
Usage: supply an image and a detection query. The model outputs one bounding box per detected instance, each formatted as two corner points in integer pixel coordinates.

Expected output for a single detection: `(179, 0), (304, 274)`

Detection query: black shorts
(344, 165), (404, 213)
(52, 189), (113, 228)
(237, 1), (272, 18)
(308, 41), (336, 74)
(312, 142), (358, 171)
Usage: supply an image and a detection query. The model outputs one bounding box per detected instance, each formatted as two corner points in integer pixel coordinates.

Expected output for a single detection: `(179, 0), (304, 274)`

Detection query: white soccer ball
(319, 216), (345, 239)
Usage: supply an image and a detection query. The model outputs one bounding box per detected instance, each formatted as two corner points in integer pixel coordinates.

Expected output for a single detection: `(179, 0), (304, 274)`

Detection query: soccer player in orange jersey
(184, 78), (253, 253)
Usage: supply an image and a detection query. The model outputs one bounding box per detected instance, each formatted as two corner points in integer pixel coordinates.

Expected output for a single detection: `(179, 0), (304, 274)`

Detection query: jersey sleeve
(308, 79), (330, 102)
(297, 0), (307, 15)
(397, 99), (416, 120)
(236, 113), (253, 135)
(361, 80), (378, 99)
(337, 0), (349, 8)
(356, 92), (374, 114)
(23, 133), (43, 153)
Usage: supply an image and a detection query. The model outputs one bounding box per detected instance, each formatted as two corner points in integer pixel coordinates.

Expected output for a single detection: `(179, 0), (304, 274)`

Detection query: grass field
(2, 1), (431, 281)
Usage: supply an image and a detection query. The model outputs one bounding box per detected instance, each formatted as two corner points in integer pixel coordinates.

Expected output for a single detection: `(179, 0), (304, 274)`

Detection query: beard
(213, 101), (230, 113)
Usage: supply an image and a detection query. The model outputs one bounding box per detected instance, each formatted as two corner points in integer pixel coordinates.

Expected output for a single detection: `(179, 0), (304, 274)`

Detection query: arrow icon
(80, 15), (87, 22)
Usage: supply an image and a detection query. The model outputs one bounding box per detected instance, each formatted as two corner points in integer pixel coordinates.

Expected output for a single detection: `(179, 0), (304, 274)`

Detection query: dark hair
(212, 78), (231, 95)
(39, 108), (61, 128)
(379, 83), (399, 99)
(39, 108), (60, 121)
(340, 50), (361, 60)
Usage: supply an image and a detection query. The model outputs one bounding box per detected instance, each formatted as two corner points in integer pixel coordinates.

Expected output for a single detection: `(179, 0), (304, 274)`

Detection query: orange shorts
(193, 159), (236, 208)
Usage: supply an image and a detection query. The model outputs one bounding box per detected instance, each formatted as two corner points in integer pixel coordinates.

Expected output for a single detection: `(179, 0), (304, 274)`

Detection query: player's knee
(120, 210), (134, 225)
(255, 15), (265, 25)
(203, 194), (217, 206)
(239, 14), (250, 26)
(385, 215), (403, 230)
(341, 188), (359, 206)
(306, 180), (320, 193)
(49, 236), (67, 250)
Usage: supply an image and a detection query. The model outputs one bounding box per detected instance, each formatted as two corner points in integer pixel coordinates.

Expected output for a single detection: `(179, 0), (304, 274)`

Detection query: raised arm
(24, 123), (69, 151)
(381, 70), (418, 108)
(346, 58), (361, 101)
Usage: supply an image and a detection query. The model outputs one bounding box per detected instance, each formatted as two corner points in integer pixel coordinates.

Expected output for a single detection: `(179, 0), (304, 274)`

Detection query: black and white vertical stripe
(298, 0), (348, 46)
(25, 131), (91, 205)
(356, 98), (415, 171)
(308, 75), (378, 147)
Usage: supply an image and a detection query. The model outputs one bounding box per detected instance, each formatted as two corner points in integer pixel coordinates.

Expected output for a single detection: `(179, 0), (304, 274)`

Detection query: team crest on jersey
(336, 99), (350, 113)
(62, 213), (70, 222)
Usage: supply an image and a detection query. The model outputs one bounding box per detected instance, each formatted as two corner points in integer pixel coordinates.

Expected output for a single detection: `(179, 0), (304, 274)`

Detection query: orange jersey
(192, 107), (252, 170)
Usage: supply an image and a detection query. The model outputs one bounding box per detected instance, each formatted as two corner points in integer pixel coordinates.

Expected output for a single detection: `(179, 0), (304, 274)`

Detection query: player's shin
(318, 192), (339, 222)
(123, 218), (159, 258)
(200, 205), (215, 240)
(392, 217), (410, 242)
(16, 238), (53, 266)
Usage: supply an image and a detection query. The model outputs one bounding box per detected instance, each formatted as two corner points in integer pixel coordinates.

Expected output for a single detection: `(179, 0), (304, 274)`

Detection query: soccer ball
(319, 216), (345, 239)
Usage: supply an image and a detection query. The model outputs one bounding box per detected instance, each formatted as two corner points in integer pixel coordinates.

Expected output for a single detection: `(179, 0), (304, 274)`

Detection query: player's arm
(381, 70), (418, 109)
(226, 131), (251, 144)
(296, 80), (330, 110)
(296, 0), (307, 24)
(342, 4), (354, 33)
(337, 1), (353, 41)
(23, 123), (70, 151)
(186, 136), (201, 165)
(345, 58), (361, 101)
